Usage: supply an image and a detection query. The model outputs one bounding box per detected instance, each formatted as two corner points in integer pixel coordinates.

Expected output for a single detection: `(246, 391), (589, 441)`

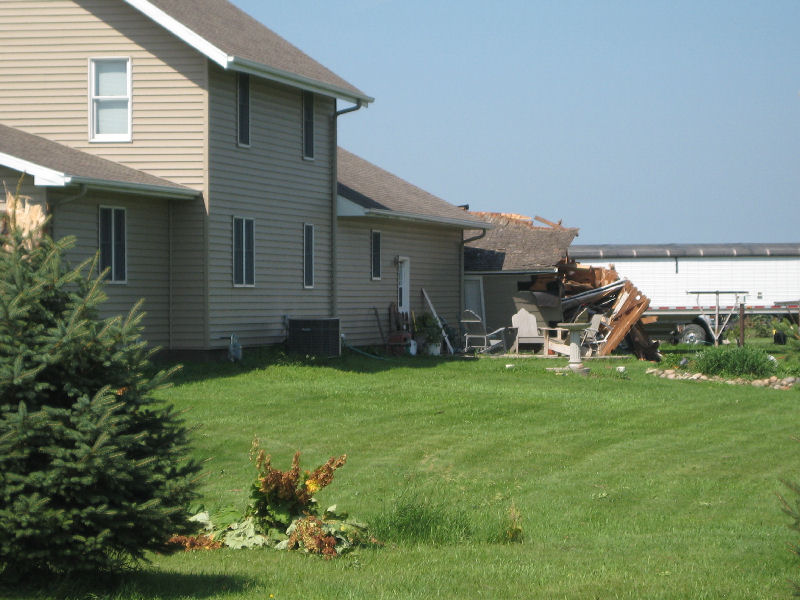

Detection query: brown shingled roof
(143, 0), (369, 101)
(464, 212), (579, 272)
(0, 123), (197, 196)
(337, 148), (490, 228)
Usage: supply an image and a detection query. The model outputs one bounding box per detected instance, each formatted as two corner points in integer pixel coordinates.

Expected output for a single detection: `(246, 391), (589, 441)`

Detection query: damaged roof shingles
(465, 213), (578, 272)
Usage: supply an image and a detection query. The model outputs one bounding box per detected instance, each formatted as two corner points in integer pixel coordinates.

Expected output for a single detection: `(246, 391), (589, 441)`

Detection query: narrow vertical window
(302, 91), (314, 159)
(371, 230), (381, 280)
(233, 216), (255, 286)
(304, 223), (314, 288)
(99, 207), (126, 282)
(237, 73), (250, 146)
(90, 58), (131, 142)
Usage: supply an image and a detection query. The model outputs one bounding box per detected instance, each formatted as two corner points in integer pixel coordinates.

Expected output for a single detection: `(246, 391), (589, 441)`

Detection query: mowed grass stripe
(49, 351), (797, 599)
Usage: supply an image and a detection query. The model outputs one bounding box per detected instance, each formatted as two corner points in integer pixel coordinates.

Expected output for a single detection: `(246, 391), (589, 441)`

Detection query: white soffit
(0, 152), (68, 186)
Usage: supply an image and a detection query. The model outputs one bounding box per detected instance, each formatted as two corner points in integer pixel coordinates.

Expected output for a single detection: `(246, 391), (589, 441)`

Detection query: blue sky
(233, 1), (800, 244)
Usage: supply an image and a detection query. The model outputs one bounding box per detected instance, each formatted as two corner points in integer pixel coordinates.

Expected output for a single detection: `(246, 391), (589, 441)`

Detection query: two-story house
(1, 0), (491, 354)
(0, 0), (375, 352)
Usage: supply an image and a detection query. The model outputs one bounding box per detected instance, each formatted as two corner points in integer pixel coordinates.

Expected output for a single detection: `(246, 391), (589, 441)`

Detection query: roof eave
(365, 208), (492, 229)
(339, 203), (493, 230)
(464, 267), (559, 275)
(69, 176), (200, 200)
(0, 151), (197, 199)
(229, 57), (373, 105)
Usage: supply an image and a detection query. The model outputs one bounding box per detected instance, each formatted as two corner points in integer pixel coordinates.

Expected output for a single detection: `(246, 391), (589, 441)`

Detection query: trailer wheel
(680, 323), (707, 345)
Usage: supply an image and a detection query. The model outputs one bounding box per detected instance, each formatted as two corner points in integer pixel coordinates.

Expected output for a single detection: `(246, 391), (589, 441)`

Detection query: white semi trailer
(569, 243), (800, 344)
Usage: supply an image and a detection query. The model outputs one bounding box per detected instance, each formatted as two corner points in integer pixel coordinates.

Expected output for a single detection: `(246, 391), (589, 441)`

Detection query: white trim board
(122, 0), (373, 104)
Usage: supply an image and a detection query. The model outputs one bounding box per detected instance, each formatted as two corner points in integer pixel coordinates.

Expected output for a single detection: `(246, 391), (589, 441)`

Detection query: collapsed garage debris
(557, 262), (661, 361)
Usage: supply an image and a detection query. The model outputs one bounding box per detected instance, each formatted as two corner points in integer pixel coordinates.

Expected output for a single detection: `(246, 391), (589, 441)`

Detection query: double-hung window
(99, 207), (126, 282)
(302, 91), (314, 159)
(237, 73), (250, 146)
(371, 230), (381, 280)
(303, 223), (314, 288)
(233, 217), (254, 286)
(90, 58), (131, 142)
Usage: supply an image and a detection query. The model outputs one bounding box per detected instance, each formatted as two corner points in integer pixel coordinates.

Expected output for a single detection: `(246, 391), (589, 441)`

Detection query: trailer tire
(680, 323), (707, 345)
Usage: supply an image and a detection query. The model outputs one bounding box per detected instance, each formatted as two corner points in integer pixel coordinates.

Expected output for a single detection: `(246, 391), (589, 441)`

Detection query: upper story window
(90, 58), (131, 142)
(99, 206), (126, 283)
(237, 73), (250, 146)
(303, 223), (314, 288)
(233, 216), (255, 286)
(371, 230), (381, 280)
(302, 91), (314, 159)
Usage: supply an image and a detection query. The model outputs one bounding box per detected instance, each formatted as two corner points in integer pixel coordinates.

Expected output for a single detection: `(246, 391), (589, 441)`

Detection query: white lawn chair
(461, 310), (507, 353)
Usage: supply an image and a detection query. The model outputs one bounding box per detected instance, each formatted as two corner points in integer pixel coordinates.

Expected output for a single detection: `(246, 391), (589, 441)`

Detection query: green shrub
(0, 197), (200, 576)
(693, 345), (776, 378)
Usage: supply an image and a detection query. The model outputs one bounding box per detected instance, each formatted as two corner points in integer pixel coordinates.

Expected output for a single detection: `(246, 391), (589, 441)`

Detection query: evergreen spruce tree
(0, 191), (201, 576)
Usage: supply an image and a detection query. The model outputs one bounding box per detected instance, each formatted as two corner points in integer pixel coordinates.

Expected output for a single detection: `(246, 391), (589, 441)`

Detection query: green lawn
(10, 348), (800, 599)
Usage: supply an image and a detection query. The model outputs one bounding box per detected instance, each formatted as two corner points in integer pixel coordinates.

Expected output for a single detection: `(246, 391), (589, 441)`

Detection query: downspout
(460, 228), (488, 315)
(330, 99), (363, 317)
(52, 183), (88, 207)
(47, 183), (88, 238)
(168, 200), (174, 351)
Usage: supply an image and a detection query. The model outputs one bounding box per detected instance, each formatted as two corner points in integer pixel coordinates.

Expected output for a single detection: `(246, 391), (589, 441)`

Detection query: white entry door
(397, 257), (410, 313)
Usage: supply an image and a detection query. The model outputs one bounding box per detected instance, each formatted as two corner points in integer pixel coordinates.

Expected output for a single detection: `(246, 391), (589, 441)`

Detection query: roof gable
(124, 0), (371, 103)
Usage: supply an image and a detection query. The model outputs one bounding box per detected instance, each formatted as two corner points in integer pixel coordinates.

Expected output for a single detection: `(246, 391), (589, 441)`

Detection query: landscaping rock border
(646, 368), (799, 391)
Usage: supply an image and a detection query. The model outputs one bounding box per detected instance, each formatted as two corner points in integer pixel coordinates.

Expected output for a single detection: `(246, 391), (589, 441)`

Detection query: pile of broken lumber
(558, 263), (661, 361)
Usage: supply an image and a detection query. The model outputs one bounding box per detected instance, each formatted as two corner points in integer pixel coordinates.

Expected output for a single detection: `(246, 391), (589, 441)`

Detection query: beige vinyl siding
(50, 189), (171, 347)
(480, 274), (520, 332)
(337, 218), (463, 346)
(168, 199), (208, 349)
(0, 168), (46, 210)
(0, 0), (207, 191)
(207, 65), (335, 347)
(478, 273), (562, 332)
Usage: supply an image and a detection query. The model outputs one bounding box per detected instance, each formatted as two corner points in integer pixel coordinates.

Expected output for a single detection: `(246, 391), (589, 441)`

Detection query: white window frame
(98, 206), (127, 284)
(89, 57), (132, 143)
(237, 73), (251, 147)
(303, 223), (315, 289)
(397, 256), (410, 314)
(232, 216), (255, 287)
(302, 91), (314, 160)
(370, 230), (381, 280)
